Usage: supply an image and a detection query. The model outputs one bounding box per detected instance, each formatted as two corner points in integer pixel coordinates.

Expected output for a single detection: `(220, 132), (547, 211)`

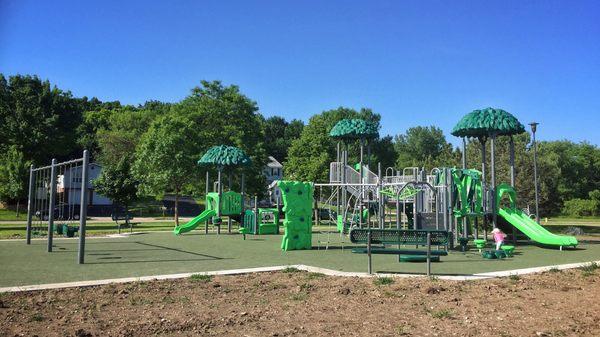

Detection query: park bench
(349, 228), (450, 276)
(111, 213), (139, 234)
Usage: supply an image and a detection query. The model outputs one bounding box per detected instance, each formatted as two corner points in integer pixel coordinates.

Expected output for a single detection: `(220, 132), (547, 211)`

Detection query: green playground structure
(278, 180), (314, 251)
(496, 183), (577, 248)
(173, 209), (216, 235)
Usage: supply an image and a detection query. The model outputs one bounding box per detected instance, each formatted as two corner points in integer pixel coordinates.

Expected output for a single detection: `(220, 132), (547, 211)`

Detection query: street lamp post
(529, 122), (540, 223)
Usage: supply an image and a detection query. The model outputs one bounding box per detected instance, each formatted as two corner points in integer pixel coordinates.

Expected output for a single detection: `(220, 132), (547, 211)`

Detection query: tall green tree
(262, 116), (304, 163)
(394, 126), (458, 170)
(133, 114), (202, 225)
(0, 74), (94, 163)
(171, 80), (267, 196)
(0, 146), (31, 215)
(94, 159), (139, 218)
(285, 107), (381, 182)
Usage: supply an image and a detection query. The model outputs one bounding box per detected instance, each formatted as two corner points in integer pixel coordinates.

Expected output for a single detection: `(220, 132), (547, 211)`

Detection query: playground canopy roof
(198, 145), (251, 168)
(329, 119), (379, 140)
(451, 107), (525, 138)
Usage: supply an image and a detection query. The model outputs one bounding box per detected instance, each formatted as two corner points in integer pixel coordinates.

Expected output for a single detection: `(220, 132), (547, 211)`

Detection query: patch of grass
(508, 274), (520, 281)
(282, 267), (300, 273)
(0, 208), (26, 221)
(306, 272), (325, 280)
(396, 325), (410, 335)
(374, 276), (395, 286)
(128, 296), (153, 306)
(269, 282), (286, 290)
(190, 274), (213, 282)
(299, 283), (313, 292)
(548, 267), (561, 273)
(290, 292), (308, 301)
(382, 289), (402, 298)
(373, 277), (394, 286)
(162, 296), (176, 304)
(580, 262), (599, 277)
(430, 308), (453, 319)
(429, 275), (439, 282)
(30, 313), (45, 322)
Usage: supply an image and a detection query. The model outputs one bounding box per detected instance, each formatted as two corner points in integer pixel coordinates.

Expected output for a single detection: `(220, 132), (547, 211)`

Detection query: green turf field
(1, 231), (599, 287)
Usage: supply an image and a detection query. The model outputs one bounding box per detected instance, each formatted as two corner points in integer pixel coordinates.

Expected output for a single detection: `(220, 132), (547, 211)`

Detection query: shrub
(563, 199), (600, 217)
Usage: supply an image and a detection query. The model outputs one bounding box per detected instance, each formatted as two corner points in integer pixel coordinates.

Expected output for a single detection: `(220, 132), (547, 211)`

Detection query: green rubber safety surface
(1, 232), (599, 287)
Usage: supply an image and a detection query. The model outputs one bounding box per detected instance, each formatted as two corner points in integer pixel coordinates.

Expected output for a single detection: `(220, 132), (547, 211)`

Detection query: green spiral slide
(173, 209), (216, 235)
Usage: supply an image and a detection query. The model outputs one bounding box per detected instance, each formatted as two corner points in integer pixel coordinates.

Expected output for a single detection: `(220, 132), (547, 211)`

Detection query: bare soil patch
(1, 267), (599, 336)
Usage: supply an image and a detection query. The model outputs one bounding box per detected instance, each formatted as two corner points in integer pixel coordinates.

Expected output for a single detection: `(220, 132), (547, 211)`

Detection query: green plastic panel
(277, 180), (314, 251)
(206, 191), (242, 216)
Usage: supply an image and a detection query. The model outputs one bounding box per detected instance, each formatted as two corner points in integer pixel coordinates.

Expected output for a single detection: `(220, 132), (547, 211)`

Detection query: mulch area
(1, 266), (599, 336)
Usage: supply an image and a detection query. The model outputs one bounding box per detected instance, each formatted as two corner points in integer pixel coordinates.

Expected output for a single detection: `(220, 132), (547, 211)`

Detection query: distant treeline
(1, 74), (598, 218)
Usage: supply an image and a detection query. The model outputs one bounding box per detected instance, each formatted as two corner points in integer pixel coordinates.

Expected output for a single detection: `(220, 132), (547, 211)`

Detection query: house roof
(266, 156), (283, 168)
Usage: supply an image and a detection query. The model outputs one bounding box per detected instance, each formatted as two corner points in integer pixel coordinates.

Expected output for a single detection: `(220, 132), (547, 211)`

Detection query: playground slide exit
(173, 209), (216, 235)
(497, 207), (578, 248)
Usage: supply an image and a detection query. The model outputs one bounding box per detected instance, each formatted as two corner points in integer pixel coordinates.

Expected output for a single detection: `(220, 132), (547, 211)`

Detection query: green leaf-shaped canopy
(198, 145), (251, 168)
(329, 119), (379, 140)
(451, 107), (525, 138)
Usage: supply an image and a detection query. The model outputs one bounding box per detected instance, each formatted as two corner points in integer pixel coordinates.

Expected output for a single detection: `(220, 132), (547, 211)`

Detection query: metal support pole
(490, 135), (497, 228)
(530, 123), (540, 223)
(509, 136), (516, 187)
(395, 198), (401, 229)
(217, 168), (222, 235)
(426, 232), (431, 276)
(461, 138), (468, 238)
(341, 144), (347, 226)
(378, 162), (384, 229)
(228, 172), (232, 233)
(509, 136), (517, 244)
(254, 195), (259, 235)
(359, 139), (364, 228)
(367, 230), (372, 274)
(47, 159), (57, 253)
(480, 139), (488, 240)
(336, 142), (341, 219)
(78, 150), (89, 264)
(205, 171), (210, 234)
(26, 164), (35, 245)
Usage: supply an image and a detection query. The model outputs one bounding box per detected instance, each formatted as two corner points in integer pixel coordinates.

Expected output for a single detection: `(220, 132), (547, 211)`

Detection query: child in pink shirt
(492, 228), (506, 250)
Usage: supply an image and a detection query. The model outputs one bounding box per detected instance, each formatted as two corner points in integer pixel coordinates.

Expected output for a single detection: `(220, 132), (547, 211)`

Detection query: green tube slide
(173, 209), (216, 235)
(498, 207), (578, 248)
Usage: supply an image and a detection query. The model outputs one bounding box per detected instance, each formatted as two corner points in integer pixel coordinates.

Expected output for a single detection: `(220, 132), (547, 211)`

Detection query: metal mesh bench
(349, 228), (450, 275)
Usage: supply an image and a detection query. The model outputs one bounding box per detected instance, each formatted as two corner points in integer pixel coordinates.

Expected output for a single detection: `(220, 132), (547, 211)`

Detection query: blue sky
(1, 0), (598, 145)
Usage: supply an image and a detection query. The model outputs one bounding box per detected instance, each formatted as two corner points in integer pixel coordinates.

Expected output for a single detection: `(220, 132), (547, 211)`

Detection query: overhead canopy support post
(490, 134), (497, 228)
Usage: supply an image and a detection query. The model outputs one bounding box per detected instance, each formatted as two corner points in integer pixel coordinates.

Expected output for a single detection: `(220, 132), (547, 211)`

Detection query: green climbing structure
(278, 180), (314, 251)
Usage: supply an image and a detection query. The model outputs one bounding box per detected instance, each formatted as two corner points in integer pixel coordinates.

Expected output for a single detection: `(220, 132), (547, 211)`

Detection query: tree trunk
(125, 204), (131, 232)
(174, 190), (180, 226)
(16, 200), (20, 217)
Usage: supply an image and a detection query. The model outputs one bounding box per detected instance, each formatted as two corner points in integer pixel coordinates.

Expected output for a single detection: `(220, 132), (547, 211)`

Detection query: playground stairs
(329, 162), (378, 198)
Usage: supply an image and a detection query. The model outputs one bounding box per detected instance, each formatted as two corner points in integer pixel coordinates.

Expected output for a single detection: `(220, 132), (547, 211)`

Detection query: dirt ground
(1, 267), (599, 337)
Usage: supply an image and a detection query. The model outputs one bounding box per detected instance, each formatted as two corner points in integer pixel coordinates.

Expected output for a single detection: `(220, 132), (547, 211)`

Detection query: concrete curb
(2, 260), (599, 293)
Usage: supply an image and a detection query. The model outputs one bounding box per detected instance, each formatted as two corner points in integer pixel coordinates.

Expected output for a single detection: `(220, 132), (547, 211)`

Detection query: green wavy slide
(173, 209), (216, 235)
(498, 207), (578, 248)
